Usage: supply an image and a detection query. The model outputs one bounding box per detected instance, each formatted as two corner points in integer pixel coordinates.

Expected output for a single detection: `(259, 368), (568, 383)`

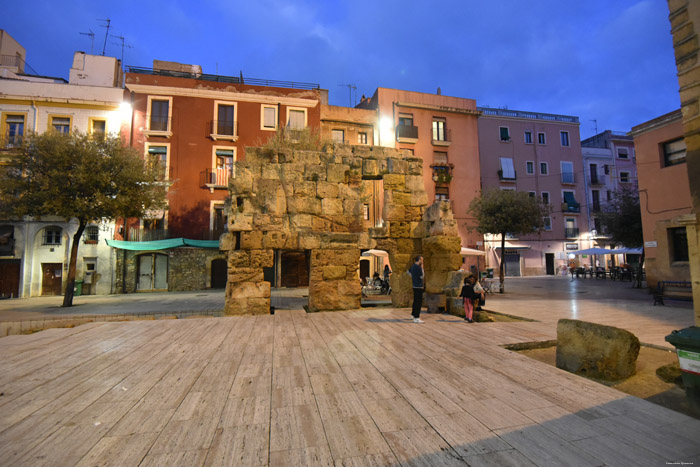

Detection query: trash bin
(74, 280), (83, 296)
(486, 268), (494, 278)
(665, 326), (700, 411)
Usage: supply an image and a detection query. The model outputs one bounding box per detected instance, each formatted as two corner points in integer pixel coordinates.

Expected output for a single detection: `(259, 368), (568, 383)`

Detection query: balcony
(561, 203), (581, 214)
(588, 174), (607, 186)
(561, 172), (576, 184)
(431, 164), (454, 185)
(201, 228), (227, 241)
(431, 128), (451, 147)
(498, 169), (517, 181)
(128, 228), (172, 242)
(209, 120), (239, 141)
(396, 124), (418, 143)
(201, 168), (232, 192)
(143, 114), (172, 138)
(565, 227), (580, 238)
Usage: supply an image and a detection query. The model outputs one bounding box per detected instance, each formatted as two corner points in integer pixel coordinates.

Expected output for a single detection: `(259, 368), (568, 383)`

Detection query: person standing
(460, 276), (480, 323)
(409, 256), (424, 323)
(383, 264), (391, 282)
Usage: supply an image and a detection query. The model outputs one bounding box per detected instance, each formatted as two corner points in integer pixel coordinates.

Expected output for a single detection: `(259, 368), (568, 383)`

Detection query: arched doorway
(137, 253), (168, 291)
(211, 258), (227, 289)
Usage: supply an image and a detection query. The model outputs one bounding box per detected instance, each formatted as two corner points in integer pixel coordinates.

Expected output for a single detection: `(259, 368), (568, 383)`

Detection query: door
(359, 259), (370, 283)
(545, 253), (555, 275)
(211, 259), (227, 289)
(504, 253), (521, 277)
(41, 263), (63, 296)
(280, 251), (309, 287)
(138, 255), (153, 290)
(0, 259), (20, 298)
(137, 254), (168, 291)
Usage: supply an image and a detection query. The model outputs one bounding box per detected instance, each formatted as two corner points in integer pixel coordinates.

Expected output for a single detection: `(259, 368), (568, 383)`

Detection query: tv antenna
(338, 84), (357, 106)
(590, 119), (598, 135)
(97, 18), (111, 56)
(111, 35), (133, 66)
(79, 29), (95, 54)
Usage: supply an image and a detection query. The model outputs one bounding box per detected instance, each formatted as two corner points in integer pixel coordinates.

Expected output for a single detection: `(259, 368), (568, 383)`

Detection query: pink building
(629, 110), (691, 287)
(356, 88), (484, 266)
(477, 107), (585, 276)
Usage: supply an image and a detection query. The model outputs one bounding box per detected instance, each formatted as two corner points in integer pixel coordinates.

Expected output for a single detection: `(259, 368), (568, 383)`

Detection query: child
(460, 276), (480, 323)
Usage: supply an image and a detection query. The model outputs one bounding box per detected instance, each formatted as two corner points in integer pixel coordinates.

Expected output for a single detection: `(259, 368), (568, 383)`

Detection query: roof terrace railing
(125, 66), (320, 90)
(478, 107), (579, 123)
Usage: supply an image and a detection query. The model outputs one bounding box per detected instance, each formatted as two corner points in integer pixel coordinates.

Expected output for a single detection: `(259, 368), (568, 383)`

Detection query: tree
(598, 187), (645, 288)
(468, 189), (549, 292)
(0, 131), (167, 307)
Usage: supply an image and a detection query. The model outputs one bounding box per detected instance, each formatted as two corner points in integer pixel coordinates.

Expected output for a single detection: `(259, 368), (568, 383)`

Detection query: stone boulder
(556, 319), (640, 380)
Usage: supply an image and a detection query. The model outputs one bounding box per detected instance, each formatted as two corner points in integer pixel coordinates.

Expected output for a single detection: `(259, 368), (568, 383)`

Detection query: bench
(653, 281), (693, 306)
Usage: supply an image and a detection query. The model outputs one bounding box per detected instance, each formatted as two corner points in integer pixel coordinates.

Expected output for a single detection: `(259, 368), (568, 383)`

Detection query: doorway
(41, 263), (63, 296)
(504, 252), (521, 277)
(137, 254), (168, 291)
(211, 258), (227, 289)
(545, 253), (555, 275)
(0, 259), (20, 298)
(280, 251), (309, 287)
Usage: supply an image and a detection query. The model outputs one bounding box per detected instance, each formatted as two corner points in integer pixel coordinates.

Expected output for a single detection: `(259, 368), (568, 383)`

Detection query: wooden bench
(653, 281), (693, 306)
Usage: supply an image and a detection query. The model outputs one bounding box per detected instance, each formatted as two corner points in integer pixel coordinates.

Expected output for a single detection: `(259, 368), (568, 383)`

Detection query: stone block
(261, 164), (282, 180)
(308, 279), (361, 312)
(407, 160), (423, 175)
(299, 232), (321, 249)
(219, 233), (236, 251)
(229, 212), (253, 231)
(556, 319), (640, 381)
(392, 192), (411, 206)
(295, 150), (322, 166)
(240, 231), (263, 250)
(383, 174), (406, 190)
(294, 181), (317, 197)
(321, 198), (344, 215)
(317, 181), (340, 198)
(405, 175), (425, 192)
(263, 231), (288, 249)
(327, 164), (350, 183)
(390, 222), (410, 238)
(362, 159), (381, 178)
(231, 167), (255, 194)
(287, 197), (322, 215)
(280, 163), (304, 183)
(228, 267), (264, 284)
(423, 236), (461, 255)
(290, 214), (314, 230)
(410, 191), (429, 207)
(387, 158), (408, 174)
(384, 204), (406, 222)
(250, 249), (274, 268)
(322, 266), (346, 280)
(304, 165), (326, 182)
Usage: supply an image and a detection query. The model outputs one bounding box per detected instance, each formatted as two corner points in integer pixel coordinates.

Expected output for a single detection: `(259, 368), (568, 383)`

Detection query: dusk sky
(4, 0), (679, 139)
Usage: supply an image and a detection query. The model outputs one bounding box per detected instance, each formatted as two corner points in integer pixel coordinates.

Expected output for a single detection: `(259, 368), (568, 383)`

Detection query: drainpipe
(30, 100), (38, 131)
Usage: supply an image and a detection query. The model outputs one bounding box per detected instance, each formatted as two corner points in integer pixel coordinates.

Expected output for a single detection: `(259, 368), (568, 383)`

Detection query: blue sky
(4, 0), (679, 139)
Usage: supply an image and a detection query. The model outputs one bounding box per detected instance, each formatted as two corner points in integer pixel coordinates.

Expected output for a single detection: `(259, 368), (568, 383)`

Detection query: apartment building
(629, 110), (691, 287)
(0, 31), (125, 297)
(477, 107), (585, 276)
(581, 130), (638, 246)
(355, 88), (483, 268)
(116, 61), (325, 291)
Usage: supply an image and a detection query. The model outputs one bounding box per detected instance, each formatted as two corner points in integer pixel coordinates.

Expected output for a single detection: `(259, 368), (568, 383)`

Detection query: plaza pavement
(0, 276), (698, 465)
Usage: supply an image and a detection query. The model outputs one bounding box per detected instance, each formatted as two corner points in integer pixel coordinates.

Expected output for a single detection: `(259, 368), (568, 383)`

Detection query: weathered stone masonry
(221, 144), (462, 314)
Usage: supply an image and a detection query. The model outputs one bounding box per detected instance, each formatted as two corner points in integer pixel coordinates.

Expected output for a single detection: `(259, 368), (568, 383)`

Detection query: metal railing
(397, 124), (418, 139)
(128, 228), (172, 242)
(432, 128), (451, 143)
(145, 114), (171, 132)
(561, 172), (576, 184)
(565, 227), (580, 238)
(562, 203), (581, 214)
(588, 174), (607, 186)
(0, 55), (39, 75)
(210, 120), (238, 137)
(0, 136), (23, 149)
(200, 168), (232, 188)
(126, 66), (320, 90)
(478, 107), (579, 123)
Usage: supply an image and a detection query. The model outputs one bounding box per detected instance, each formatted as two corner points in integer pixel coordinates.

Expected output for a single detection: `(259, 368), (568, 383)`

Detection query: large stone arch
(221, 144), (462, 314)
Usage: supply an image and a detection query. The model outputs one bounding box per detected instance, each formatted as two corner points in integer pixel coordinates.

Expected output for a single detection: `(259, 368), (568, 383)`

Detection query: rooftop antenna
(591, 119), (598, 135)
(338, 84), (357, 106)
(98, 18), (111, 56)
(111, 34), (133, 66)
(79, 29), (95, 54)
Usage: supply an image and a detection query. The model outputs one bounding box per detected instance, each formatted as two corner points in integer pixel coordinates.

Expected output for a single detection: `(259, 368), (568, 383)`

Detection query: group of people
(408, 255), (485, 324)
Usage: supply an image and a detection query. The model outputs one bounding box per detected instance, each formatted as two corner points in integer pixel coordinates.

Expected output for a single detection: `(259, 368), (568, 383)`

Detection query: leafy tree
(0, 131), (167, 307)
(598, 187), (645, 288)
(468, 189), (549, 292)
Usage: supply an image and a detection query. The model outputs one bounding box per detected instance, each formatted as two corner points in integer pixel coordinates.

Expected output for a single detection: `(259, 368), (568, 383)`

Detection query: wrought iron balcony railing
(200, 168), (232, 188)
(565, 227), (580, 238)
(396, 124), (418, 140)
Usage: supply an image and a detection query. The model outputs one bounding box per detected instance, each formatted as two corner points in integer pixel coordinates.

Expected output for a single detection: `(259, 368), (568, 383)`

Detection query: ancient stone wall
(222, 143), (463, 314)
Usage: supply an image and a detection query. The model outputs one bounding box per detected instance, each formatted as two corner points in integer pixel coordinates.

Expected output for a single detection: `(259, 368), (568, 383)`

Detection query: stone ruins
(221, 144), (463, 314)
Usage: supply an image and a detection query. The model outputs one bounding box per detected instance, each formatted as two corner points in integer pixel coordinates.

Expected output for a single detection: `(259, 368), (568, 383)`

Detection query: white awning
(460, 247), (485, 256)
(495, 242), (531, 250)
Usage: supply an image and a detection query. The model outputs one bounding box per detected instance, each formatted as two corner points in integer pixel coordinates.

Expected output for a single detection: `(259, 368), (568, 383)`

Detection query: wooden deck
(0, 307), (698, 466)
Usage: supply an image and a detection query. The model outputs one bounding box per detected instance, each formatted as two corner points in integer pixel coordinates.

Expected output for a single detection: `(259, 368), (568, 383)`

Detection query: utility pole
(79, 29), (95, 54)
(338, 84), (357, 107)
(98, 18), (111, 56)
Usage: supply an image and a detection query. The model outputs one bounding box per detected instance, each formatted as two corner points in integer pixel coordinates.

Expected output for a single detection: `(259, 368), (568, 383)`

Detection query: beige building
(629, 110), (691, 287)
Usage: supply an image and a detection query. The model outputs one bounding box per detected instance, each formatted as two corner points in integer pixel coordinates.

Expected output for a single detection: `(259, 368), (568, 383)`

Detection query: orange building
(629, 110), (692, 287)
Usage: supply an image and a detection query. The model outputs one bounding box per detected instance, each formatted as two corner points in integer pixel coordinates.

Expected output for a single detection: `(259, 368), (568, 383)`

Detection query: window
(620, 171), (630, 183)
(526, 161), (534, 174)
(499, 157), (515, 180)
(541, 192), (550, 205)
(604, 164), (610, 175)
(3, 114), (25, 147)
(43, 226), (62, 245)
(524, 131), (533, 144)
(433, 152), (448, 165)
(663, 138), (686, 166)
(287, 108), (307, 130)
(50, 116), (71, 133)
(561, 161), (574, 184)
(432, 119), (446, 141)
(435, 185), (449, 200)
(560, 131), (570, 147)
(669, 227), (689, 262)
(499, 127), (510, 142)
(538, 132), (546, 145)
(398, 114), (414, 126)
(617, 148), (629, 159)
(216, 103), (236, 136)
(84, 225), (99, 244)
(146, 144), (169, 180)
(89, 118), (106, 136)
(591, 190), (600, 212)
(528, 191), (536, 198)
(565, 217), (578, 238)
(543, 217), (552, 231)
(540, 162), (548, 175)
(363, 204), (370, 221)
(261, 105), (277, 130)
(332, 129), (345, 143)
(563, 191), (580, 213)
(357, 132), (368, 144)
(212, 204), (228, 233)
(149, 98), (170, 132)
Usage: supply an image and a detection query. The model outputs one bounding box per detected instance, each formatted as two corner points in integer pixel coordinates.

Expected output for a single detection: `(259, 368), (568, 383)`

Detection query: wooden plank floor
(1, 307), (698, 466)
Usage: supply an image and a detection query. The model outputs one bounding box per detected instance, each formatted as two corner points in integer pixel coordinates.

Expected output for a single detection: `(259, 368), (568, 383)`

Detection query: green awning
(147, 146), (168, 154)
(106, 238), (221, 250)
(563, 191), (579, 207)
